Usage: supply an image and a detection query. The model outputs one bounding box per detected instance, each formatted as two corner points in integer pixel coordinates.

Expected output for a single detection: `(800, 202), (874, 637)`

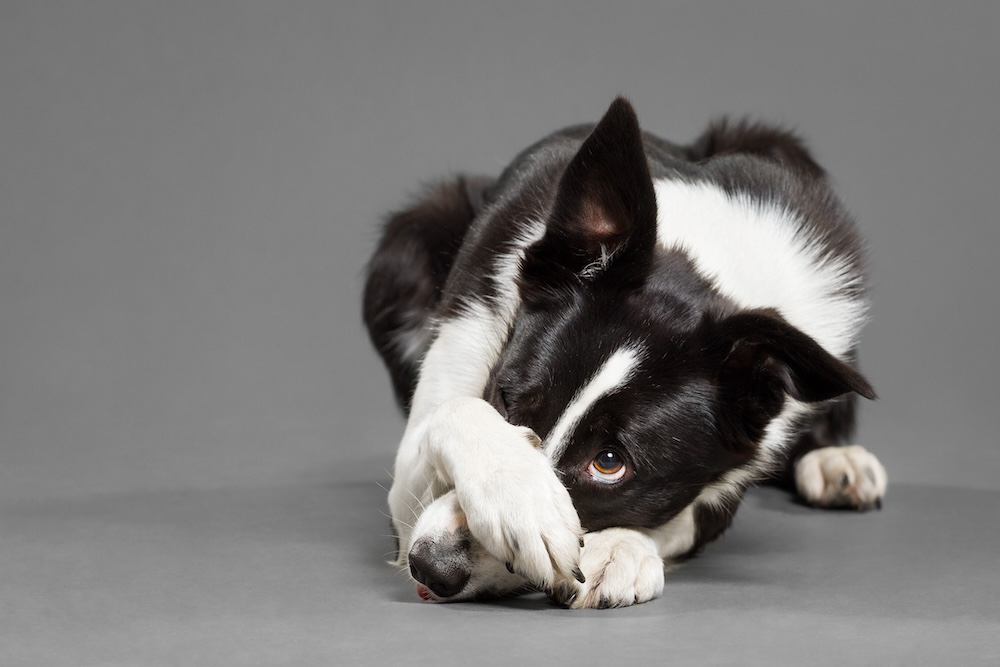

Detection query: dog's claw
(572, 567), (586, 584)
(546, 582), (580, 609)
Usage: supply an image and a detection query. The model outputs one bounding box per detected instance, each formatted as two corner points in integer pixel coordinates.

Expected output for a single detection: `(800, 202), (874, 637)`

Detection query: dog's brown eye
(589, 450), (626, 483)
(593, 450), (623, 474)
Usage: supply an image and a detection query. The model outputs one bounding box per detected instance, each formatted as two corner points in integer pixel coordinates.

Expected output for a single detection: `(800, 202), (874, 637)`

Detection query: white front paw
(457, 433), (585, 591)
(427, 398), (584, 592)
(552, 528), (665, 609)
(795, 445), (887, 510)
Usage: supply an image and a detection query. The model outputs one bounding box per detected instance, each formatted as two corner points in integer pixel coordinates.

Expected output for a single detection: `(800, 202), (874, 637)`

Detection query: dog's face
(484, 278), (872, 536)
(405, 100), (874, 601)
(483, 290), (730, 533)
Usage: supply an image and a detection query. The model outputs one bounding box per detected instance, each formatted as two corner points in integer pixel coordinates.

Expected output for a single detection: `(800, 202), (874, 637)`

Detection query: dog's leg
(388, 306), (584, 594)
(795, 445), (887, 510)
(388, 308), (504, 561)
(389, 309), (502, 565)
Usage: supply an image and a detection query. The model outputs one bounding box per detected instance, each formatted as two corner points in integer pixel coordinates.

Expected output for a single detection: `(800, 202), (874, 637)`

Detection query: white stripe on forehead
(543, 345), (645, 463)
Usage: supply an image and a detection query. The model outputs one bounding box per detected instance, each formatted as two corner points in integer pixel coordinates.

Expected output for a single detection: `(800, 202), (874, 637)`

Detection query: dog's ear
(709, 309), (875, 449)
(521, 97), (657, 296)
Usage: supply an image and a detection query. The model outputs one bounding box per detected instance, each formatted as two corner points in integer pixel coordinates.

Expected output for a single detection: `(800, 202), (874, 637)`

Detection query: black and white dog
(363, 98), (886, 608)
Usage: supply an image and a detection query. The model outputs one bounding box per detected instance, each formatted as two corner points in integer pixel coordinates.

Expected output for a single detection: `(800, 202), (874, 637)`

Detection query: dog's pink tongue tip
(416, 584), (433, 601)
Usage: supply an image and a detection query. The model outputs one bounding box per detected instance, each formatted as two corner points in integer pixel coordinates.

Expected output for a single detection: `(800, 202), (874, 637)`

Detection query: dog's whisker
(403, 485), (426, 513)
(377, 508), (415, 531)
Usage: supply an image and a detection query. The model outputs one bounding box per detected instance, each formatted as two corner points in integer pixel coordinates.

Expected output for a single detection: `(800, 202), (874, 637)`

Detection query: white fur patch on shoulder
(653, 179), (866, 358)
(544, 345), (645, 464)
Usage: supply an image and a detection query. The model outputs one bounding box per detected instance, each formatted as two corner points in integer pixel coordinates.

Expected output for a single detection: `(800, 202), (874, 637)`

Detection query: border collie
(363, 98), (886, 608)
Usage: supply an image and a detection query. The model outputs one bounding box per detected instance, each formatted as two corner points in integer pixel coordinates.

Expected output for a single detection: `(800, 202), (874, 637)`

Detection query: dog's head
(405, 98), (874, 601)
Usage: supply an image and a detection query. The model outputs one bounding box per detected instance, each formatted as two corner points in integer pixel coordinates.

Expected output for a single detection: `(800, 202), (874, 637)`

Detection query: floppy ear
(711, 309), (876, 448)
(521, 97), (658, 295)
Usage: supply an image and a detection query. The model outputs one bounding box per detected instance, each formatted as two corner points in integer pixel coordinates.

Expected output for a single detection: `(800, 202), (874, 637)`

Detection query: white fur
(410, 488), (467, 539)
(544, 345), (645, 464)
(654, 177), (864, 483)
(408, 304), (507, 416)
(795, 444), (887, 509)
(491, 218), (547, 315)
(424, 397), (584, 590)
(388, 304), (511, 554)
(570, 527), (665, 608)
(654, 179), (866, 358)
(389, 218), (546, 562)
(408, 490), (527, 601)
(644, 505), (698, 559)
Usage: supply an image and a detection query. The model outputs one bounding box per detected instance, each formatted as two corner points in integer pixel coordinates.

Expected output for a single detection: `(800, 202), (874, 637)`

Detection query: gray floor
(2, 2), (999, 665)
(5, 478), (999, 664)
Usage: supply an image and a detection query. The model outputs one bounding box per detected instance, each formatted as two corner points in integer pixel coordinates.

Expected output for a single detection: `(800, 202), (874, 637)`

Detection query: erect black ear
(521, 97), (658, 291)
(710, 309), (876, 447)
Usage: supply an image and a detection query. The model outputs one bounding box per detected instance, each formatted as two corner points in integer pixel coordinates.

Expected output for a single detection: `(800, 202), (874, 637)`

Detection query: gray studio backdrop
(2, 1), (998, 664)
(4, 1), (996, 498)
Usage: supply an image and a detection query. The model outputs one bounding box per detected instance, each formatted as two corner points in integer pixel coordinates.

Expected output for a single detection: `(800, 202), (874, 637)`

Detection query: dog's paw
(425, 397), (584, 592)
(549, 528), (664, 609)
(457, 435), (585, 592)
(795, 445), (887, 511)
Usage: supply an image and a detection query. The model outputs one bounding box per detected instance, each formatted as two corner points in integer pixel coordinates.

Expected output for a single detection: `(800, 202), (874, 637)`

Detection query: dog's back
(364, 115), (866, 418)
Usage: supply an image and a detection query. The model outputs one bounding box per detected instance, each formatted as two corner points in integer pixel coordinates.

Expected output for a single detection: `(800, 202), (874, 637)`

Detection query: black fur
(364, 98), (872, 554)
(363, 176), (494, 410)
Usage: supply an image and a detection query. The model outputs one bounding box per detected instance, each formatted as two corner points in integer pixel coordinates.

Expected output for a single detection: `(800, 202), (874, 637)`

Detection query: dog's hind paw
(549, 528), (664, 609)
(795, 445), (887, 511)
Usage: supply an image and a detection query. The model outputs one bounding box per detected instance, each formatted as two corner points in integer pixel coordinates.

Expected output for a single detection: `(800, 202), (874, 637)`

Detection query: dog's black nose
(408, 539), (471, 599)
